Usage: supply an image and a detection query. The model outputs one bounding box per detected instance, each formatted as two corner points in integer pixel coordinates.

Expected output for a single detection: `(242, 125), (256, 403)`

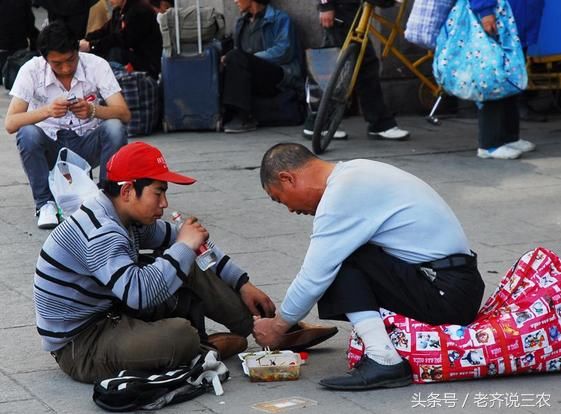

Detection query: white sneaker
(477, 145), (522, 160)
(37, 201), (59, 229)
(505, 139), (536, 153)
(302, 128), (348, 140)
(368, 126), (410, 140)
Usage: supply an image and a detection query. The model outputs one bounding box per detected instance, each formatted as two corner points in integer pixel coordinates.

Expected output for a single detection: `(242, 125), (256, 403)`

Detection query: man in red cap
(33, 142), (337, 383)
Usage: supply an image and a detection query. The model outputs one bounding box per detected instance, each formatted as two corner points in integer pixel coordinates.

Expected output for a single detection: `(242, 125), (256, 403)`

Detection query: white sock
(351, 315), (402, 366)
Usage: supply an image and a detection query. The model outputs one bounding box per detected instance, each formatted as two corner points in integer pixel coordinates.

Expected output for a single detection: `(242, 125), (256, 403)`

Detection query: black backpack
(2, 49), (39, 90)
(93, 352), (229, 412)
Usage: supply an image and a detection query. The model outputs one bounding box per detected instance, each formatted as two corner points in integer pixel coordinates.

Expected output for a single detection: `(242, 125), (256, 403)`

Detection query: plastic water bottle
(171, 211), (217, 271)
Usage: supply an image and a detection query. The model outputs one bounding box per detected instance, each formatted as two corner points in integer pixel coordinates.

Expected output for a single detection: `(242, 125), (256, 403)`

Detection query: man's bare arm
(4, 96), (68, 134)
(95, 92), (131, 124)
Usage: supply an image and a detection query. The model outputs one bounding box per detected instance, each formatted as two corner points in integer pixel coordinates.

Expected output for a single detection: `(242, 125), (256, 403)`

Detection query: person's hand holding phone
(46, 96), (72, 118)
(68, 97), (92, 119)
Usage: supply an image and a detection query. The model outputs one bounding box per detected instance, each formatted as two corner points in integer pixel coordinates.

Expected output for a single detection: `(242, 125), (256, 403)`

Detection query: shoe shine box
(238, 351), (303, 382)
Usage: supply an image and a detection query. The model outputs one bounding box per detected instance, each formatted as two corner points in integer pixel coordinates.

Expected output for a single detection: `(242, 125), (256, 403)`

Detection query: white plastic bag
(48, 148), (99, 218)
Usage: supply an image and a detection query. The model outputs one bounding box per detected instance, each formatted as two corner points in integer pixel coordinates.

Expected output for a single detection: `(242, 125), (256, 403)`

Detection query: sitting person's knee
(16, 125), (46, 149)
(223, 48), (247, 67)
(100, 119), (127, 145)
(166, 318), (201, 362)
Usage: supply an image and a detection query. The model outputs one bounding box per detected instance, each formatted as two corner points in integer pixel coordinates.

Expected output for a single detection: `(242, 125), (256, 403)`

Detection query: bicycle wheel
(312, 43), (360, 154)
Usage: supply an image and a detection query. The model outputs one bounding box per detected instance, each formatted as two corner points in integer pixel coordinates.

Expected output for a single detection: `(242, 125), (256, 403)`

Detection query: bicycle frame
(339, 0), (441, 100)
(340, 2), (373, 101)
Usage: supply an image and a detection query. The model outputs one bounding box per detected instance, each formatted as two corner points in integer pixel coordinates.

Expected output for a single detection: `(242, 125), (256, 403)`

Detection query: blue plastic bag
(433, 0), (527, 102)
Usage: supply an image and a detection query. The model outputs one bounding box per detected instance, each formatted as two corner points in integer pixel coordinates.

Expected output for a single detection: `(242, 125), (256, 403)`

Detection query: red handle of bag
(479, 248), (542, 318)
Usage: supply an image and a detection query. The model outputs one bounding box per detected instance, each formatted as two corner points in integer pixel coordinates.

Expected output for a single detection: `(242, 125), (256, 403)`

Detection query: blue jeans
(16, 120), (127, 210)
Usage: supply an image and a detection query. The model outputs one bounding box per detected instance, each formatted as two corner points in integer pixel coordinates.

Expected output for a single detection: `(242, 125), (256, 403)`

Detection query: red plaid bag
(347, 247), (561, 383)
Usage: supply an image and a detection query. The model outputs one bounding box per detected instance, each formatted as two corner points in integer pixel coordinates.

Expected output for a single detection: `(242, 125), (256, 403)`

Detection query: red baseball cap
(106, 142), (196, 185)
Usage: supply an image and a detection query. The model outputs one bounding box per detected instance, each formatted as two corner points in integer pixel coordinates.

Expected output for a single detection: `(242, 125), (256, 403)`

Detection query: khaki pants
(53, 265), (253, 383)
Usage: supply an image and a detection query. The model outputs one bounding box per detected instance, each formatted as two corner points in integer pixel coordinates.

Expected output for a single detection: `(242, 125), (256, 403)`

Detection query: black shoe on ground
(224, 116), (257, 133)
(319, 355), (412, 391)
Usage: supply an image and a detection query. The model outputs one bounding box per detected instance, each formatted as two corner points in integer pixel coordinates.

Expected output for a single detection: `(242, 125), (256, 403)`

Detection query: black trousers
(478, 94), (520, 149)
(325, 3), (396, 132)
(222, 49), (284, 115)
(318, 244), (485, 326)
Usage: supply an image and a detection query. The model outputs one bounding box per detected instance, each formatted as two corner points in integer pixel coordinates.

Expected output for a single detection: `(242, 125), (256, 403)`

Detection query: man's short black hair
(102, 179), (155, 199)
(37, 21), (79, 58)
(260, 143), (317, 188)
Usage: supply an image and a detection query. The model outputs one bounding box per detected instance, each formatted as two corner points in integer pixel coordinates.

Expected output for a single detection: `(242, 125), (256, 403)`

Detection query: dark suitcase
(161, 0), (221, 132)
(161, 47), (220, 132)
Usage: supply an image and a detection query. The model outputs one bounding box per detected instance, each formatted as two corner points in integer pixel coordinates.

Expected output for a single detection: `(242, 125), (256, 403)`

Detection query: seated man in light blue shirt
(254, 142), (484, 391)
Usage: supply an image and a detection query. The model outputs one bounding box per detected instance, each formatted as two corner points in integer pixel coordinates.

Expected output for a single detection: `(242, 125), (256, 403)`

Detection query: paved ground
(1, 82), (561, 414)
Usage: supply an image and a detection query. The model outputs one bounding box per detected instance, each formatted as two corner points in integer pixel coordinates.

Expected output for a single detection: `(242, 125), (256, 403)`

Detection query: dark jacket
(469, 0), (545, 47)
(86, 0), (163, 78)
(33, 0), (97, 16)
(318, 0), (395, 12)
(0, 0), (39, 52)
(318, 0), (359, 12)
(234, 4), (303, 89)
(34, 0), (98, 38)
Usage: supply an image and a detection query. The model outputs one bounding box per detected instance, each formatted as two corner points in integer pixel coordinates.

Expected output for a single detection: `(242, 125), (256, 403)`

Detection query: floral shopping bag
(433, 0), (527, 102)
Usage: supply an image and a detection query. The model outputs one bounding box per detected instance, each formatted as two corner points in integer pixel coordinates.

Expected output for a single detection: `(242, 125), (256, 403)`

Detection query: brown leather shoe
(207, 333), (248, 360)
(274, 322), (338, 352)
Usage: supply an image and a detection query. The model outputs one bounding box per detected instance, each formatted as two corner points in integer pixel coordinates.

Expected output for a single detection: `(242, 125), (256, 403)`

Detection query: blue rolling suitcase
(161, 0), (221, 132)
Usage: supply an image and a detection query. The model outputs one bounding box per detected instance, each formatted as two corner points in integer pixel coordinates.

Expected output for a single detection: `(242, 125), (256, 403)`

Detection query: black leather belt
(423, 252), (477, 271)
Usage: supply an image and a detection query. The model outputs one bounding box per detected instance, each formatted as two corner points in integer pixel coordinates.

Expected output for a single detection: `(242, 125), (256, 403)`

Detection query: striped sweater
(34, 191), (248, 352)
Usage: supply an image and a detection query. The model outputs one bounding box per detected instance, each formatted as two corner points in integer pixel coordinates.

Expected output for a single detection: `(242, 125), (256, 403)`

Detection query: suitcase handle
(174, 1), (181, 55)
(175, 0), (204, 55)
(196, 0), (203, 54)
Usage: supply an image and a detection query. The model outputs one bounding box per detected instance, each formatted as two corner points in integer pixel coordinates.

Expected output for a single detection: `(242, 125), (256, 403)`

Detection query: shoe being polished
(206, 332), (248, 360)
(274, 321), (338, 352)
(319, 355), (412, 391)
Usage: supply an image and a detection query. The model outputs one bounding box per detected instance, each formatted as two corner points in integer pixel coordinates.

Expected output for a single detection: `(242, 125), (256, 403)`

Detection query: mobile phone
(67, 95), (78, 105)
